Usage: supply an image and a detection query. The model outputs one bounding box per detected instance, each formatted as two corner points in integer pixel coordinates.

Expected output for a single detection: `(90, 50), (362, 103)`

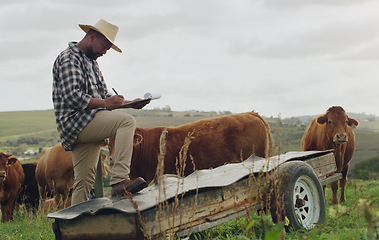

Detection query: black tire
(269, 161), (325, 231)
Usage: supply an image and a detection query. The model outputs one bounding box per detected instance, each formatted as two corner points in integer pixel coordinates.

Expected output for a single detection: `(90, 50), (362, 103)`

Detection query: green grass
(269, 123), (305, 154)
(0, 210), (54, 240)
(188, 179), (379, 240)
(1, 179), (376, 239)
(0, 109), (222, 153)
(353, 132), (379, 168)
(0, 109), (217, 139)
(0, 110), (56, 139)
(357, 121), (379, 132)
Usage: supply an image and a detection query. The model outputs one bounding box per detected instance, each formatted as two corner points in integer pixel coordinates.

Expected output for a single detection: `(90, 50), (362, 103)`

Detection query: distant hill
(0, 109), (378, 171)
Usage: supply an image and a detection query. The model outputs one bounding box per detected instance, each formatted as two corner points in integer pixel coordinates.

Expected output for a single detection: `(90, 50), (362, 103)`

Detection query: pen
(112, 88), (119, 95)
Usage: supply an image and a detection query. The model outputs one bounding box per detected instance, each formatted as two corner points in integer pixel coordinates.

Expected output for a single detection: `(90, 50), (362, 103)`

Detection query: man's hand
(88, 95), (125, 109)
(104, 95), (125, 109)
(88, 96), (149, 110)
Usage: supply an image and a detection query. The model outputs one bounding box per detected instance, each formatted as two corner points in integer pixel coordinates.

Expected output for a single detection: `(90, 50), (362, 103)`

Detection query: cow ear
(7, 156), (18, 165)
(347, 117), (359, 127)
(317, 115), (327, 125)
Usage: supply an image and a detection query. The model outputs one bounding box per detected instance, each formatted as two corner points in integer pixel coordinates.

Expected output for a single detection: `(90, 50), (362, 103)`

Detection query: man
(52, 19), (148, 206)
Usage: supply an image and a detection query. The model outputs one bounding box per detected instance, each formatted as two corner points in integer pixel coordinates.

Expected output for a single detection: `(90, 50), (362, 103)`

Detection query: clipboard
(108, 98), (151, 110)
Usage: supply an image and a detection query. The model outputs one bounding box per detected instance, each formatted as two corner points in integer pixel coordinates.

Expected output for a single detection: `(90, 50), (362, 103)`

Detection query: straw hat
(79, 19), (122, 53)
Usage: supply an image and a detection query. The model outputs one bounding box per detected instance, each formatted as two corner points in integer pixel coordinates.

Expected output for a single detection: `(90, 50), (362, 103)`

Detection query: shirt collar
(68, 41), (84, 55)
(69, 41), (96, 65)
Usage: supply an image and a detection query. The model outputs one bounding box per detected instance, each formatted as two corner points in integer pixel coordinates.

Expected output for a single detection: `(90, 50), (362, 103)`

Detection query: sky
(1, 0), (378, 118)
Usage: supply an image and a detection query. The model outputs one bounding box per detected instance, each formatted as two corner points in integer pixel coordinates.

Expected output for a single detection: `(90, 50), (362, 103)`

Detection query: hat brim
(79, 24), (122, 53)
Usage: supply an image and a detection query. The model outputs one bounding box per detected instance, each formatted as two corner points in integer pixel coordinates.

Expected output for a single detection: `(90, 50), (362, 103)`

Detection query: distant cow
(110, 111), (273, 184)
(0, 153), (24, 222)
(36, 144), (109, 209)
(302, 106), (359, 205)
(17, 162), (39, 213)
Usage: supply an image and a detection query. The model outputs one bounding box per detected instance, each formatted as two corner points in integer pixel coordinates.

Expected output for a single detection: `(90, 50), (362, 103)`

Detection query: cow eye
(328, 120), (333, 125)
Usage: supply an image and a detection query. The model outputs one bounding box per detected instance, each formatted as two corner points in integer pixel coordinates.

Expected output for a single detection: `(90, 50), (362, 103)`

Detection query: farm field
(0, 110), (57, 139)
(0, 179), (377, 239)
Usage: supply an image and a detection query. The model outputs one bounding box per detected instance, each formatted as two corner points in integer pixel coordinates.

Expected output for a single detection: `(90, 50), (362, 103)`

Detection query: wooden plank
(305, 153), (336, 179)
(140, 175), (269, 238)
(138, 155), (338, 238)
(320, 173), (343, 186)
(176, 208), (246, 237)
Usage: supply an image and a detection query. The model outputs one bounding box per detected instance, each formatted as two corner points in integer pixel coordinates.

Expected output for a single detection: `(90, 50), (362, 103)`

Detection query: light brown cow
(302, 106), (359, 205)
(35, 147), (52, 200)
(0, 153), (24, 222)
(110, 111), (273, 184)
(35, 143), (109, 209)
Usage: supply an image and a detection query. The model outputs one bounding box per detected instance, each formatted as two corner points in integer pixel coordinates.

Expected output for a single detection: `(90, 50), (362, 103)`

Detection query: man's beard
(86, 47), (99, 60)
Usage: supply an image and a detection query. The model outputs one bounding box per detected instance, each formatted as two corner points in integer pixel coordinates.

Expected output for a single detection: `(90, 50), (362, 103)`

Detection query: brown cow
(302, 106), (359, 205)
(36, 144), (109, 209)
(35, 147), (53, 200)
(0, 153), (24, 222)
(110, 111), (273, 184)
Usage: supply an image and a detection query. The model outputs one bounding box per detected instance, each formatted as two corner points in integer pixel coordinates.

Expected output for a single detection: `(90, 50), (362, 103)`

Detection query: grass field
(0, 110), (56, 140)
(194, 179), (379, 240)
(354, 131), (379, 167)
(0, 179), (377, 239)
(0, 109), (218, 140)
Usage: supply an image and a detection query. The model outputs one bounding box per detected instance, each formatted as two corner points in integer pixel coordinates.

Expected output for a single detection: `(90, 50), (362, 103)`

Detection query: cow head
(0, 153), (18, 182)
(316, 106), (359, 145)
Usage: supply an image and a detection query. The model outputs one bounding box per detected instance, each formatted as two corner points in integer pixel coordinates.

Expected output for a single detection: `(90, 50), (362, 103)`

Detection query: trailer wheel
(270, 161), (325, 231)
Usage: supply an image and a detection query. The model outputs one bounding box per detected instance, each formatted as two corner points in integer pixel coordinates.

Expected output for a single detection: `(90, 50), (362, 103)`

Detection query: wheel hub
(295, 197), (306, 208)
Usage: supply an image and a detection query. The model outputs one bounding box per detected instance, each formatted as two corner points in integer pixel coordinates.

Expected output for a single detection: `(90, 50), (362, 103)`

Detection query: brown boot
(111, 177), (147, 197)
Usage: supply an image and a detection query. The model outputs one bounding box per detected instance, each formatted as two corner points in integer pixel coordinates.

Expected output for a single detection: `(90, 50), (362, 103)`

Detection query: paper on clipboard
(143, 92), (161, 100)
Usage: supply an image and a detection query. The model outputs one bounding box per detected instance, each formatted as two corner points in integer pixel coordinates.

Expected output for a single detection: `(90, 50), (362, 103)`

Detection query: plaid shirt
(52, 42), (112, 151)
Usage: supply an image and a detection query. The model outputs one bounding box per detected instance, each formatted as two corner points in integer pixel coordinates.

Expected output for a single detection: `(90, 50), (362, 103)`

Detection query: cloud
(224, 2), (379, 60)
(262, 0), (374, 9)
(0, 0), (378, 118)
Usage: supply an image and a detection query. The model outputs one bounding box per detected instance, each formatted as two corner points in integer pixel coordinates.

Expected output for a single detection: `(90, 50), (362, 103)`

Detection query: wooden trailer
(48, 150), (341, 239)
